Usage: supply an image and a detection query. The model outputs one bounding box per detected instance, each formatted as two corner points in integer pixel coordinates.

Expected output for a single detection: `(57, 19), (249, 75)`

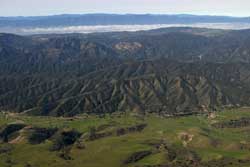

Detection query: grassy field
(1, 108), (250, 167)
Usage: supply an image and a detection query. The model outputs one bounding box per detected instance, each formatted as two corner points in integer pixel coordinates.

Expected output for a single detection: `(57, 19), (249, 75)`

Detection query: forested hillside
(1, 28), (250, 116)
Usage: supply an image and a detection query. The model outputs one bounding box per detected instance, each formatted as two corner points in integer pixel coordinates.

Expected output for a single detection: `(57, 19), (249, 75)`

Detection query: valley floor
(1, 108), (250, 167)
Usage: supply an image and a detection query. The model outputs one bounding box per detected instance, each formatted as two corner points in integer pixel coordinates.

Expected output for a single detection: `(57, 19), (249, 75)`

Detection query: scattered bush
(123, 150), (152, 164)
(51, 129), (81, 151)
(28, 127), (58, 144)
(0, 144), (13, 154)
(0, 123), (26, 142)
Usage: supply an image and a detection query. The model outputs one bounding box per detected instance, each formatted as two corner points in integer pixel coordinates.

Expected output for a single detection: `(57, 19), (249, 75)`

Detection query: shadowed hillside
(1, 28), (250, 116)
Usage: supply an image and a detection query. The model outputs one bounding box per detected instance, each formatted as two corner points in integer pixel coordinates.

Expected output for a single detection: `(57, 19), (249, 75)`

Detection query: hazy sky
(1, 0), (250, 17)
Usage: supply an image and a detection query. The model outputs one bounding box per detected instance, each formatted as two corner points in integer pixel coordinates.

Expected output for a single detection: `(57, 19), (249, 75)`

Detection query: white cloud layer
(1, 23), (250, 35)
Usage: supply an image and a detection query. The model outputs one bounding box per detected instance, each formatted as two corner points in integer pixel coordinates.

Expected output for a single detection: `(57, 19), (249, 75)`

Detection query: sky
(0, 0), (250, 17)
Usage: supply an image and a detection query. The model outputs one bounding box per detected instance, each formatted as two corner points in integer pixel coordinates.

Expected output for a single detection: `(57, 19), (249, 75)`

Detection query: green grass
(1, 108), (250, 167)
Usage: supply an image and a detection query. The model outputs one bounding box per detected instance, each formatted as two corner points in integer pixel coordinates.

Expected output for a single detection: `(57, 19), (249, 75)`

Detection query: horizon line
(1, 13), (250, 18)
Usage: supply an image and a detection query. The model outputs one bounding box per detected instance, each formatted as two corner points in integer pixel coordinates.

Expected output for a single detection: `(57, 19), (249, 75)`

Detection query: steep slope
(1, 28), (250, 116)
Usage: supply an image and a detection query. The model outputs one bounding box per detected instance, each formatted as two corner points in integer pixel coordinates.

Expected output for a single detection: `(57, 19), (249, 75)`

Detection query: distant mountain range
(0, 14), (250, 28)
(1, 27), (250, 116)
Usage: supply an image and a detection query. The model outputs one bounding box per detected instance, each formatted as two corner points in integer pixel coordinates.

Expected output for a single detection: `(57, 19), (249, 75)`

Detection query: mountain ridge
(1, 27), (250, 116)
(0, 14), (250, 28)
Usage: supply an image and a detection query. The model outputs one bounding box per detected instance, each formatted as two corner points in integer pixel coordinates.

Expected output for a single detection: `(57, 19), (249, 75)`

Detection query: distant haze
(0, 14), (250, 35)
(1, 0), (250, 17)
